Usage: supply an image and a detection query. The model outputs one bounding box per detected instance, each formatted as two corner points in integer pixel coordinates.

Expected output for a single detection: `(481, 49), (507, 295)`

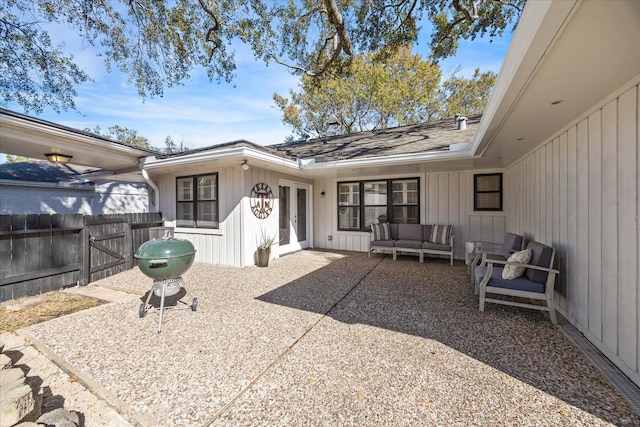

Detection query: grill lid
(134, 238), (196, 260)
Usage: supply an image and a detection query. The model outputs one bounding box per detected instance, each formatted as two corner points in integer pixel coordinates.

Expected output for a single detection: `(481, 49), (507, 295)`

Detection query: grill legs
(139, 277), (197, 333)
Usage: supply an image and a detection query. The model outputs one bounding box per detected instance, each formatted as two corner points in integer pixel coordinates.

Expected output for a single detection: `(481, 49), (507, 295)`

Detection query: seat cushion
(421, 241), (452, 251)
(422, 225), (433, 242)
(397, 224), (423, 240)
(370, 240), (396, 248)
(501, 233), (523, 252)
(371, 222), (391, 241)
(389, 223), (399, 240)
(502, 249), (532, 280)
(430, 225), (452, 244)
(394, 239), (423, 249)
(525, 241), (554, 283)
(475, 265), (545, 293)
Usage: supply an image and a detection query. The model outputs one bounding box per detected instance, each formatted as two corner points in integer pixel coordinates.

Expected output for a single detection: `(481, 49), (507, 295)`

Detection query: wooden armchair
(469, 232), (524, 282)
(473, 241), (558, 324)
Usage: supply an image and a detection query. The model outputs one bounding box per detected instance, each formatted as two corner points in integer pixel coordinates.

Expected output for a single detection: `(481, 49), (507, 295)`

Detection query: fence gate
(84, 215), (132, 283)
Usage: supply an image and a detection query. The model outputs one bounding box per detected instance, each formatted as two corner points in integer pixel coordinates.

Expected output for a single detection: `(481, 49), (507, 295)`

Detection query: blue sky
(2, 16), (513, 158)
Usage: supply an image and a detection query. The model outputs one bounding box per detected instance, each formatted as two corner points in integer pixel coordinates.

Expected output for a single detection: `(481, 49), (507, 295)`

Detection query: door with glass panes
(279, 181), (310, 254)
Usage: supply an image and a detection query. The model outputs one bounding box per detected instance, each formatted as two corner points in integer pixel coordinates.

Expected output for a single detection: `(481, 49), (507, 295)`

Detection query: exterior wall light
(241, 160), (250, 171)
(45, 153), (73, 163)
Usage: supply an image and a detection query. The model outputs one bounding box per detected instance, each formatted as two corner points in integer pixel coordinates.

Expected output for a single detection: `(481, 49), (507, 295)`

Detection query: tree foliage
(163, 136), (194, 154)
(438, 67), (495, 118)
(1, 0), (523, 113)
(274, 49), (496, 139)
(84, 125), (153, 150)
(5, 154), (32, 164)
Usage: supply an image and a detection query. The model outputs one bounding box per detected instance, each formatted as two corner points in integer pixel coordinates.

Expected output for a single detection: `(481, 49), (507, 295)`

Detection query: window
(176, 173), (219, 228)
(474, 173), (503, 211)
(337, 178), (420, 231)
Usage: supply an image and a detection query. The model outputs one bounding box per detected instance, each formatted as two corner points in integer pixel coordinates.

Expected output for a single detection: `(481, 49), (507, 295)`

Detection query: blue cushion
(371, 240), (395, 248)
(525, 241), (554, 284)
(421, 242), (451, 251)
(389, 223), (399, 240)
(475, 265), (545, 293)
(397, 224), (424, 240)
(501, 233), (523, 252)
(394, 239), (423, 249)
(422, 225), (433, 241)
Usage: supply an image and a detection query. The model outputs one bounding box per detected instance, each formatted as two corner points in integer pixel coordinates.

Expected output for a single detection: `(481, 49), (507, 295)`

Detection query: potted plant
(256, 227), (277, 267)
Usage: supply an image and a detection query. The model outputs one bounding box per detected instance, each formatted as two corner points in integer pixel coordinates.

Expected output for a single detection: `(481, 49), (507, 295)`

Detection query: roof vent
(455, 114), (467, 130)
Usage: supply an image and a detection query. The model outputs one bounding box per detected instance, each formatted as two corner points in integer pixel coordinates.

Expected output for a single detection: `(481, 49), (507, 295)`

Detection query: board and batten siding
(504, 78), (640, 386)
(312, 172), (507, 260)
(157, 165), (305, 267)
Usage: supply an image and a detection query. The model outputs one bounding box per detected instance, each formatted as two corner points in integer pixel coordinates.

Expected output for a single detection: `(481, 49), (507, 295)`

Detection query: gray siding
(0, 182), (149, 214)
(505, 78), (640, 386)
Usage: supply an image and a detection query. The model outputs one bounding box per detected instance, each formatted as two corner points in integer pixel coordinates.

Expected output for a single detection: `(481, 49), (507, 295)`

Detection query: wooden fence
(0, 212), (163, 302)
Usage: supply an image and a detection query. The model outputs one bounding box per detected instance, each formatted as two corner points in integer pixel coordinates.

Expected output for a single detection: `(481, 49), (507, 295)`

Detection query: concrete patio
(15, 250), (640, 426)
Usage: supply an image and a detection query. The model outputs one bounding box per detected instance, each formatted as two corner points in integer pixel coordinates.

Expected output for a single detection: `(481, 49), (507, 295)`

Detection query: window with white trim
(176, 173), (219, 228)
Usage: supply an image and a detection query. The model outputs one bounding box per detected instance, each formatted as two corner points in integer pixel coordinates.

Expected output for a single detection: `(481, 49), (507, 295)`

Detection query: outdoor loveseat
(369, 223), (454, 265)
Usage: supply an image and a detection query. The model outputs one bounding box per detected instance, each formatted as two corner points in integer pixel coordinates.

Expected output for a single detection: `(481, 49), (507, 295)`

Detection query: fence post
(80, 216), (90, 286)
(123, 214), (133, 270)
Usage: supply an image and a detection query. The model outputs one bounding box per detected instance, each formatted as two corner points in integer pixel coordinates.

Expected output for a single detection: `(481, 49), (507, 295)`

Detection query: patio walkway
(17, 250), (640, 426)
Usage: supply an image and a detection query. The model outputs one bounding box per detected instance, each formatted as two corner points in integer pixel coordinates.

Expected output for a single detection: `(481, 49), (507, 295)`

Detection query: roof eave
(471, 0), (579, 156)
(142, 146), (299, 170)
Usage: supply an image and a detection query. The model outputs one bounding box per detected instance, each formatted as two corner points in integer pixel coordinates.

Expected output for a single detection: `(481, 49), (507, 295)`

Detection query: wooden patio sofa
(369, 223), (454, 265)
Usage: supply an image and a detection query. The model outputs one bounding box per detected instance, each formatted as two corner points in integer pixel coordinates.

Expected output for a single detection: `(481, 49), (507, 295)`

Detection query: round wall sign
(250, 183), (274, 219)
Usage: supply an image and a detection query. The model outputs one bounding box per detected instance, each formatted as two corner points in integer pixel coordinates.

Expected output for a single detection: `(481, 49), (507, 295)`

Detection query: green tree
(438, 68), (496, 117)
(163, 136), (193, 154)
(85, 125), (153, 150)
(5, 154), (32, 163)
(1, 0), (524, 113)
(274, 49), (495, 139)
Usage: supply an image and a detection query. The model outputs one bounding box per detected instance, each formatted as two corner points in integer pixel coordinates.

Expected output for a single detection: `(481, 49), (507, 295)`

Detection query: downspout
(140, 166), (160, 212)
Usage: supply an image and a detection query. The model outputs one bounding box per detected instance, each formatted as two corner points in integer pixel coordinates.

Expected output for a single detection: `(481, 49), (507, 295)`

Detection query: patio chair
(474, 240), (558, 324)
(469, 232), (524, 284)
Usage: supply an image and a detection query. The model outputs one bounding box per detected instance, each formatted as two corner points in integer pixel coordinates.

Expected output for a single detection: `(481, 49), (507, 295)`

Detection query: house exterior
(1, 0), (638, 388)
(0, 161), (149, 214)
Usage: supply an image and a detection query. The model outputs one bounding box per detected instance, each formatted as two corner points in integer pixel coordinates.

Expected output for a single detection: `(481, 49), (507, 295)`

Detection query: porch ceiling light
(45, 153), (73, 163)
(241, 160), (250, 171)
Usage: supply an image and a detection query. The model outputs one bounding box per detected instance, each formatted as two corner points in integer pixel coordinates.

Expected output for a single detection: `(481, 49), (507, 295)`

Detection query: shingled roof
(161, 139), (288, 159)
(269, 114), (481, 163)
(0, 161), (100, 183)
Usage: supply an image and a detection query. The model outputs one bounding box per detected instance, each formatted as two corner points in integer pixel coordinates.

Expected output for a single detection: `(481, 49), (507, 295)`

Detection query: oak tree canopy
(1, 0), (524, 114)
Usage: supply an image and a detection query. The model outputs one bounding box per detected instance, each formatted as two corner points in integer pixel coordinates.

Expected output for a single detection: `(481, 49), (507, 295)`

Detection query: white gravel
(20, 250), (640, 426)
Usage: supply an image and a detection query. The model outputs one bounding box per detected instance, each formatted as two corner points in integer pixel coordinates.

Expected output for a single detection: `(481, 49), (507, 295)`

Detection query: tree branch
(323, 0), (352, 55)
(452, 0), (478, 22)
(197, 0), (221, 61)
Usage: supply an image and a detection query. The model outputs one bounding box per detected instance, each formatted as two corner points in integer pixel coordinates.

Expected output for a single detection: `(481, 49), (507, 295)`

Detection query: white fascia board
(471, 0), (578, 155)
(2, 113), (153, 158)
(142, 146), (299, 170)
(301, 148), (476, 170)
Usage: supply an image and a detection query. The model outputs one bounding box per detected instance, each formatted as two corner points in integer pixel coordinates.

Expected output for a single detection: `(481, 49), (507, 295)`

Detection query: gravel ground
(20, 250), (640, 426)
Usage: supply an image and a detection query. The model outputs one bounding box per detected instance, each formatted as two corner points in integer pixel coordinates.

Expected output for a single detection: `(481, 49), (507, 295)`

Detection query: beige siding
(505, 79), (640, 386)
(313, 172), (507, 260)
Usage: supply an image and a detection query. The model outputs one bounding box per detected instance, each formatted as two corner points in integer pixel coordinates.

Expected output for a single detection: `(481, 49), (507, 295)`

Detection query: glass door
(279, 181), (310, 254)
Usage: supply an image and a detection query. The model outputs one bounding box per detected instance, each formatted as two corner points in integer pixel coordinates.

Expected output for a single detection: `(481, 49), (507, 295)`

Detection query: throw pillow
(429, 225), (452, 244)
(371, 222), (391, 241)
(501, 249), (533, 280)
